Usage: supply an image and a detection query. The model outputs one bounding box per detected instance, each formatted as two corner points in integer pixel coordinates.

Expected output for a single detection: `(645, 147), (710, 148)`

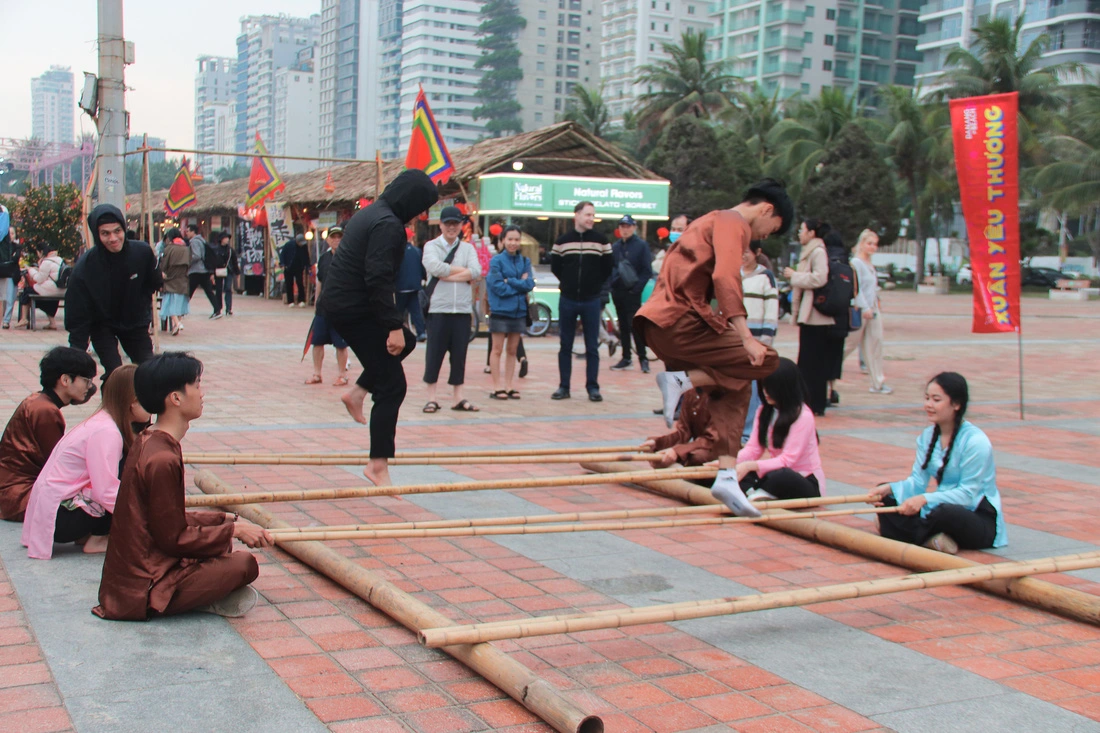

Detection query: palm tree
(728, 85), (783, 168)
(634, 29), (739, 140)
(561, 84), (612, 139)
(765, 87), (858, 186)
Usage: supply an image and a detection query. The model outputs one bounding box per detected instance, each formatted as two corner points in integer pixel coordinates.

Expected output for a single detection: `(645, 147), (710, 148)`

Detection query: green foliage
(561, 84), (611, 139)
(765, 88), (858, 190)
(125, 158), (182, 193)
(14, 184), (83, 260)
(799, 123), (899, 247)
(472, 0), (527, 136)
(215, 164), (250, 183)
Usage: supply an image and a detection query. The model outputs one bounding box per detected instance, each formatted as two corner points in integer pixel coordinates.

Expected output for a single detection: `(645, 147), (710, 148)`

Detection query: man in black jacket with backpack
(65, 204), (162, 379)
(609, 215), (653, 374)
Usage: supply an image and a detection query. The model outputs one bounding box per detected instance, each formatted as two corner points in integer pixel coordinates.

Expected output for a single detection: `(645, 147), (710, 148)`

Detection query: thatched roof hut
(129, 122), (659, 217)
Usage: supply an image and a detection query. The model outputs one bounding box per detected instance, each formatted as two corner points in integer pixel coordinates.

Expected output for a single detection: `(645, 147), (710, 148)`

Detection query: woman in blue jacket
(487, 225), (534, 399)
(871, 372), (1007, 554)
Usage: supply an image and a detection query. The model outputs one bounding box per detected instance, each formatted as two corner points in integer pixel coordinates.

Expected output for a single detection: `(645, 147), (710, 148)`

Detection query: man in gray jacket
(185, 224), (220, 318)
(421, 206), (480, 413)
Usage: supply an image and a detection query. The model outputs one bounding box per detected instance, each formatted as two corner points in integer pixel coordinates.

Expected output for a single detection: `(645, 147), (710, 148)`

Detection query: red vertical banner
(949, 93), (1021, 333)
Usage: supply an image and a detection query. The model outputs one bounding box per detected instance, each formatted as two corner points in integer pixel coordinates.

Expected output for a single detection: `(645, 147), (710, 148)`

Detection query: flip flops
(452, 400), (479, 412)
(490, 390), (509, 400)
(507, 390), (521, 399)
(423, 401), (441, 413)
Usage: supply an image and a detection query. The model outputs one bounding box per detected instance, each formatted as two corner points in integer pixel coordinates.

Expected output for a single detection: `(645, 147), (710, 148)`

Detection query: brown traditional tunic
(648, 389), (720, 466)
(0, 391), (66, 521)
(94, 429), (256, 621)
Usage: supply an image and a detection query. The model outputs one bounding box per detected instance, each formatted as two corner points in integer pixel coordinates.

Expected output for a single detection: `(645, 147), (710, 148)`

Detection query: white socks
(712, 469), (762, 518)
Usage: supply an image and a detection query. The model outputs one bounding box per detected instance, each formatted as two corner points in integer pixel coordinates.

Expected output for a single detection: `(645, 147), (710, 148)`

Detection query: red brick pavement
(0, 290), (1097, 730)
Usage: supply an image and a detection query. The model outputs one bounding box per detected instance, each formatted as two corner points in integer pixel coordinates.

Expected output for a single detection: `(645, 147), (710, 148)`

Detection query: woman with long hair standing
(159, 228), (191, 336)
(870, 373), (1007, 554)
(783, 219), (833, 416)
(844, 229), (891, 394)
(21, 365), (151, 559)
(487, 225), (534, 399)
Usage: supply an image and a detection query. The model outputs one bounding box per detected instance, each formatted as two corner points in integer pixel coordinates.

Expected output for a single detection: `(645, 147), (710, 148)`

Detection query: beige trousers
(843, 311), (886, 390)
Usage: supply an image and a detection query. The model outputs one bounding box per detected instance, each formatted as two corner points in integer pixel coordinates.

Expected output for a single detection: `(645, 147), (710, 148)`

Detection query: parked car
(1021, 267), (1064, 288)
(956, 264), (972, 285)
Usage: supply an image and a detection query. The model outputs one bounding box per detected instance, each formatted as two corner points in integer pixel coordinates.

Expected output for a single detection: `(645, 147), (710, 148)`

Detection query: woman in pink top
(732, 357), (825, 502)
(22, 365), (149, 559)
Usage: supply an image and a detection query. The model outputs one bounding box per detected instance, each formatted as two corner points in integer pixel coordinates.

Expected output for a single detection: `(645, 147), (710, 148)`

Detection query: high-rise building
(125, 135), (167, 164)
(516, 0), (603, 130)
(274, 48), (320, 173)
(194, 56), (237, 176)
(31, 66), (74, 144)
(318, 0), (384, 160)
(917, 0), (1100, 87)
(710, 0), (923, 104)
(600, 0), (713, 125)
(376, 0), (405, 158)
(235, 14), (321, 155)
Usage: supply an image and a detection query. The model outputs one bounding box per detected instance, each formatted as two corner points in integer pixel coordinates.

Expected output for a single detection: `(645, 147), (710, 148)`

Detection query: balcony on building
(763, 34), (804, 50)
(764, 8), (805, 24)
(919, 0), (965, 18)
(761, 60), (805, 76)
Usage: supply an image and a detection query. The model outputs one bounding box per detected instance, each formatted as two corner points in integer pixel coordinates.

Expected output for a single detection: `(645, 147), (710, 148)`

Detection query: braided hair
(921, 372), (969, 486)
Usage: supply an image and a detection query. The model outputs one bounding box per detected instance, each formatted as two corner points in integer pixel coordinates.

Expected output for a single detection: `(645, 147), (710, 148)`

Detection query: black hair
(500, 225), (523, 239)
(822, 230), (847, 254)
(742, 178), (794, 235)
(756, 358), (817, 450)
(922, 372), (969, 486)
(573, 200), (594, 214)
(125, 229), (138, 241)
(801, 218), (831, 240)
(185, 223), (200, 234)
(165, 227), (182, 241)
(134, 351), (204, 415)
(748, 240), (762, 254)
(217, 230), (231, 244)
(39, 347), (97, 391)
(670, 213), (690, 224)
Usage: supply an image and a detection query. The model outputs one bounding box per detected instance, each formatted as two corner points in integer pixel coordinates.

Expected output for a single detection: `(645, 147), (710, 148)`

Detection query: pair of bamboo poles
(183, 444), (656, 466)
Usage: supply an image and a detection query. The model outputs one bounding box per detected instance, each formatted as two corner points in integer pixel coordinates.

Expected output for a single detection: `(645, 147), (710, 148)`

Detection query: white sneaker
(869, 385), (894, 394)
(746, 488), (777, 501)
(287, 303), (296, 308)
(197, 585), (258, 617)
(656, 372), (688, 428)
(297, 302), (306, 308)
(711, 471), (762, 518)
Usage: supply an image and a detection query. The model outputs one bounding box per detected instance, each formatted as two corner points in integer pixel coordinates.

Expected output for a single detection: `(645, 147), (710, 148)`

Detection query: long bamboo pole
(183, 452), (653, 466)
(193, 471), (601, 733)
(265, 494), (874, 535)
(142, 140), (160, 354)
(184, 445), (643, 461)
(419, 551), (1100, 647)
(264, 507), (899, 542)
(582, 461), (1100, 626)
(182, 467), (716, 508)
(126, 145), (384, 168)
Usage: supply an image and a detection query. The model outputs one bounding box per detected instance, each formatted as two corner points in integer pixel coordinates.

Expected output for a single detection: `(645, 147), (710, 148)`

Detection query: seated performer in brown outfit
(641, 389), (721, 467)
(634, 179), (793, 518)
(0, 347), (98, 521)
(94, 352), (272, 620)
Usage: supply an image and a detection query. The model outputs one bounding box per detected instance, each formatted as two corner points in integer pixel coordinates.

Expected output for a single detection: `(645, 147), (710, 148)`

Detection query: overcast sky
(0, 0), (321, 149)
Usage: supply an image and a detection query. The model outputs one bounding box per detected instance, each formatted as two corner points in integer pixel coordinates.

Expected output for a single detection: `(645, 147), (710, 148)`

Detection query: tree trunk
(909, 174), (925, 288)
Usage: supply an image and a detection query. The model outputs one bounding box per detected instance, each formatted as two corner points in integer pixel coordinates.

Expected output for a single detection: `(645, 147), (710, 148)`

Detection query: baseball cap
(439, 206), (464, 223)
(328, 226), (343, 236)
(619, 215), (637, 226)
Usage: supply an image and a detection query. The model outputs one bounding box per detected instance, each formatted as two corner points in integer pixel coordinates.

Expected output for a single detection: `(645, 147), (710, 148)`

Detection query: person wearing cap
(609, 215), (654, 374)
(634, 179), (793, 519)
(421, 206), (482, 413)
(65, 204), (163, 380)
(305, 227), (349, 386)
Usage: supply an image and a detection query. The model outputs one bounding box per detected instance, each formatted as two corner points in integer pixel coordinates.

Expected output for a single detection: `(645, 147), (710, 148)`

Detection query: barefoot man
(318, 170), (439, 485)
(634, 179), (793, 517)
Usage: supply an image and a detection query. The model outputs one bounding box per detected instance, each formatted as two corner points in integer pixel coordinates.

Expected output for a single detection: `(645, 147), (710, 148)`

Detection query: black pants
(825, 331), (846, 381)
(188, 273), (219, 313)
(612, 290), (646, 361)
(54, 505), (112, 543)
(877, 495), (999, 550)
(285, 270), (306, 304)
(19, 288), (59, 317)
(395, 291), (426, 337)
(329, 317), (416, 459)
(742, 470), (820, 500)
(798, 325), (831, 415)
(424, 313), (471, 385)
(83, 324), (154, 381)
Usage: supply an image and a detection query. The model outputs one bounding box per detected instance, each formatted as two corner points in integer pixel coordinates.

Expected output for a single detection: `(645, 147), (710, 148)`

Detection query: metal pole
(96, 0), (126, 209)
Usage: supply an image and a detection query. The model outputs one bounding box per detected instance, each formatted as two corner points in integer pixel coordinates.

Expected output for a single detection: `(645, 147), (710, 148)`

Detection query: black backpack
(53, 260), (73, 289)
(0, 233), (17, 279)
(813, 255), (855, 319)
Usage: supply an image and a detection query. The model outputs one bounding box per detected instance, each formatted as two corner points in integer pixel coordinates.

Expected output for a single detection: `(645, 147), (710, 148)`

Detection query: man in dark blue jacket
(395, 230), (427, 341)
(609, 215), (654, 373)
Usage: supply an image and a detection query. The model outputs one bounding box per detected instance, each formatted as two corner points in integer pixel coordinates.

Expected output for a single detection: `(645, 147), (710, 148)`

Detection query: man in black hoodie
(609, 214), (654, 374)
(319, 169), (439, 486)
(65, 205), (163, 379)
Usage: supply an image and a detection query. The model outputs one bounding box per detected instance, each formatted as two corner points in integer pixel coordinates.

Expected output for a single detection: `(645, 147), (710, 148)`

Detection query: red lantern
(657, 227), (670, 239)
(488, 223), (503, 237)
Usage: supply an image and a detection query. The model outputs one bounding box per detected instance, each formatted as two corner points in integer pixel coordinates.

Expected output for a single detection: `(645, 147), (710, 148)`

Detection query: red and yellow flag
(405, 87), (454, 184)
(246, 133), (285, 210)
(164, 161), (197, 215)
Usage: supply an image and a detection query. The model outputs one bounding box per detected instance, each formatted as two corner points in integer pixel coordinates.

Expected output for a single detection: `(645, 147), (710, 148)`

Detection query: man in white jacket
(421, 206), (481, 413)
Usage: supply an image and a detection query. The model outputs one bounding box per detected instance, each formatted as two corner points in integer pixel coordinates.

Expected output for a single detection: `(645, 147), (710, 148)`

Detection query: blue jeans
(1, 278), (17, 326)
(396, 290), (426, 337)
(743, 380), (762, 444)
(557, 295), (601, 391)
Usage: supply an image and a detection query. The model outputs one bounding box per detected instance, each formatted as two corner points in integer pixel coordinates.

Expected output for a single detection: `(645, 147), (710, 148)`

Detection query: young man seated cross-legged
(93, 352), (273, 621)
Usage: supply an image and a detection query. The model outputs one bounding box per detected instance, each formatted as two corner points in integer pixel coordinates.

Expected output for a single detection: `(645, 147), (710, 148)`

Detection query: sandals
(507, 390), (521, 400)
(452, 400), (479, 412)
(333, 375), (349, 386)
(305, 374), (323, 385)
(422, 401), (441, 413)
(490, 390), (509, 400)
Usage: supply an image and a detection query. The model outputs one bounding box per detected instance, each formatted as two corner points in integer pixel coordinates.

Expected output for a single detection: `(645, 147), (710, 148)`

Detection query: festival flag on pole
(949, 92), (1021, 334)
(164, 160), (197, 215)
(246, 133), (286, 210)
(405, 86), (455, 184)
(324, 170), (336, 193)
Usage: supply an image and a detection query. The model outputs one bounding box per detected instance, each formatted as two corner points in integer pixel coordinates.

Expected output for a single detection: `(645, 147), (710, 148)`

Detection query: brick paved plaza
(0, 289), (1098, 733)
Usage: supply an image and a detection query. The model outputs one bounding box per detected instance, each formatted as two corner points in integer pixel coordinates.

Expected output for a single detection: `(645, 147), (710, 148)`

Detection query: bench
(1049, 279), (1099, 301)
(27, 293), (64, 331)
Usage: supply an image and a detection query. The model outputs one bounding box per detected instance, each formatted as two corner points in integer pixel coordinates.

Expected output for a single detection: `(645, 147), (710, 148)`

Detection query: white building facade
(194, 56), (237, 176)
(273, 55), (320, 174)
(31, 66), (74, 144)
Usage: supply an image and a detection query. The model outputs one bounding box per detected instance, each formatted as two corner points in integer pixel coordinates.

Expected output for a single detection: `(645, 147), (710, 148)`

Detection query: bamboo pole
(582, 461), (1100, 626)
(265, 507), (898, 542)
(125, 145), (385, 167)
(182, 452), (652, 466)
(265, 494), (874, 535)
(419, 551), (1100, 647)
(193, 471), (601, 733)
(142, 139), (160, 354)
(184, 445), (643, 461)
(182, 466), (717, 508)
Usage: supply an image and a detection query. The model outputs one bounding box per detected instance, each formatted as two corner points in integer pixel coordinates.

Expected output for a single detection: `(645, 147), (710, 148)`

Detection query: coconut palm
(727, 85), (784, 168)
(634, 29), (740, 139)
(765, 87), (858, 186)
(560, 84), (612, 139)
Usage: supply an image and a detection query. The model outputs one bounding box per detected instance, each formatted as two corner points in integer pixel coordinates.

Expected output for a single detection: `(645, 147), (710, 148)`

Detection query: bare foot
(340, 386), (368, 425)
(363, 459), (392, 486)
(82, 535), (109, 554)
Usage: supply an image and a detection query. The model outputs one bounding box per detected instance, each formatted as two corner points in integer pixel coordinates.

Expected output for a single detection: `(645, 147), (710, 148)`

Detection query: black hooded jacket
(65, 204), (162, 346)
(319, 170), (439, 330)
